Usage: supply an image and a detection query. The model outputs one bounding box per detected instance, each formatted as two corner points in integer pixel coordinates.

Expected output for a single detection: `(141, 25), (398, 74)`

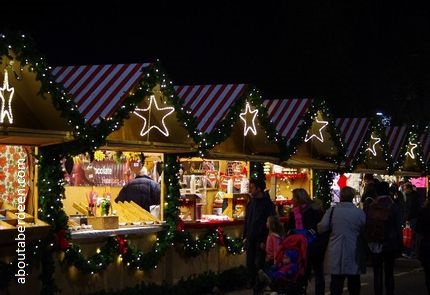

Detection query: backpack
(365, 198), (392, 242)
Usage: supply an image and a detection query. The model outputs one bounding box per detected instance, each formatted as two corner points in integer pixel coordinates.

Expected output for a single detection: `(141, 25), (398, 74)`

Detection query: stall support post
(34, 146), (39, 217)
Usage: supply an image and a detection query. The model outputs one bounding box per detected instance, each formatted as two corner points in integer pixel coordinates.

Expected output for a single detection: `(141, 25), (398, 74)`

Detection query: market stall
(0, 33), (82, 293)
(50, 61), (203, 292)
(262, 98), (344, 210)
(174, 83), (280, 223)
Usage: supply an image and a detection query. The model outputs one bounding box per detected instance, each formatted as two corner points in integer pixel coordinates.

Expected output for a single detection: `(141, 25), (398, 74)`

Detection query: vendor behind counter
(115, 166), (160, 213)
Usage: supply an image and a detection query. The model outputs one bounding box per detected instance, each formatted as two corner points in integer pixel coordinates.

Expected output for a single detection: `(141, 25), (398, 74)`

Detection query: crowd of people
(244, 175), (430, 295)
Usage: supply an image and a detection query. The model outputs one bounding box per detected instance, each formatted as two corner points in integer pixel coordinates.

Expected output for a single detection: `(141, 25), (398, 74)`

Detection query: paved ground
(224, 257), (425, 295)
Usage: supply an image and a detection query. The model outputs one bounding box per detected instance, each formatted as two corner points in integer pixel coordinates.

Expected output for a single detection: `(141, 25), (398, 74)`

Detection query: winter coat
(365, 194), (403, 254)
(115, 175), (160, 211)
(285, 202), (324, 260)
(318, 202), (366, 275)
(416, 206), (430, 263)
(243, 192), (276, 245)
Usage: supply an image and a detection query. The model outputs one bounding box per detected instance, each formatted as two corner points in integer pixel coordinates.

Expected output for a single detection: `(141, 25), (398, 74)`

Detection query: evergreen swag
(88, 266), (249, 295)
(312, 170), (335, 210)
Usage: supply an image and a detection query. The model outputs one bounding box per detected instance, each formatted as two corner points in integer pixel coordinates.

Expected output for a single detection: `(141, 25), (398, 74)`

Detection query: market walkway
(224, 257), (425, 295)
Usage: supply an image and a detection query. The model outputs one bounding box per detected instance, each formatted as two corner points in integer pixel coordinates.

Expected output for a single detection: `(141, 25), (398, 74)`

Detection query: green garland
(351, 116), (395, 173)
(88, 266), (249, 295)
(312, 170), (335, 210)
(395, 126), (427, 174)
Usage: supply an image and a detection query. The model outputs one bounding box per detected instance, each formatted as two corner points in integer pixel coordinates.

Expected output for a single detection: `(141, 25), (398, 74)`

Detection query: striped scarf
(293, 204), (307, 229)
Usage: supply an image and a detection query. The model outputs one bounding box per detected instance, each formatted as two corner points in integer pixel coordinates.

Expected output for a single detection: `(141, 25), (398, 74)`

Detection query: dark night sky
(2, 1), (430, 124)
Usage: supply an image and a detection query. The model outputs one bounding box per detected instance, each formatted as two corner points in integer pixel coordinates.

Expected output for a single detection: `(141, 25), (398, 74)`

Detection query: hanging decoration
(304, 118), (328, 142)
(405, 141), (417, 159)
(366, 134), (381, 156)
(133, 94), (174, 137)
(239, 101), (258, 136)
(0, 69), (14, 124)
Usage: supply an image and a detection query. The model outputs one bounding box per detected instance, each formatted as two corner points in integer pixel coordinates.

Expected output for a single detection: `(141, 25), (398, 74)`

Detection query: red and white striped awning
(52, 63), (152, 125)
(335, 118), (371, 167)
(262, 99), (312, 144)
(385, 126), (408, 161)
(174, 84), (246, 134)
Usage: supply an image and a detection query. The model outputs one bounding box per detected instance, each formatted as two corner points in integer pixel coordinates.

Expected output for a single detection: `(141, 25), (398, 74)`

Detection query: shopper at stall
(360, 174), (378, 211)
(403, 182), (422, 257)
(365, 181), (403, 295)
(243, 178), (276, 288)
(318, 186), (366, 295)
(115, 166), (160, 212)
(415, 193), (430, 294)
(286, 188), (325, 295)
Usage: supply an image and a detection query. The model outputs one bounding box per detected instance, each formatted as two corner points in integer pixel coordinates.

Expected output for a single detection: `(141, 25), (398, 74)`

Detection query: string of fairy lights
(1, 31), (430, 293)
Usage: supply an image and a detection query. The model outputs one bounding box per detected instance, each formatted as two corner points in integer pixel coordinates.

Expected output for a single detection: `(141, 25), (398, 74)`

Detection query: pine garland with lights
(316, 99), (347, 165)
(87, 266), (249, 295)
(278, 99), (317, 162)
(350, 116), (395, 173)
(313, 170), (335, 210)
(395, 126), (427, 174)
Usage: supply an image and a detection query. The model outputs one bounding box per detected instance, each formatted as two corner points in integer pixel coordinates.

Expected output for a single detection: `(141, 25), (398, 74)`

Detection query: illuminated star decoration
(133, 95), (174, 137)
(405, 141), (417, 159)
(304, 118), (328, 142)
(239, 102), (259, 136)
(0, 70), (14, 124)
(366, 135), (381, 156)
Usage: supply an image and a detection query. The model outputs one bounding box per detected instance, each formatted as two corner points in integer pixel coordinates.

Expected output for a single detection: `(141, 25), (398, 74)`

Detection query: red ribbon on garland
(116, 235), (128, 255)
(217, 226), (225, 246)
(176, 218), (185, 232)
(53, 229), (70, 251)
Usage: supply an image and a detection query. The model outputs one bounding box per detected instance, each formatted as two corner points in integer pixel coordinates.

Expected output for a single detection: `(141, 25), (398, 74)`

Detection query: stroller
(256, 233), (308, 295)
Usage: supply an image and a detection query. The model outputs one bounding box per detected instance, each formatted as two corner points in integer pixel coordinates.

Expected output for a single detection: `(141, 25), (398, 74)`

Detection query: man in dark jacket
(366, 181), (403, 295)
(243, 177), (276, 287)
(403, 182), (422, 257)
(115, 166), (160, 212)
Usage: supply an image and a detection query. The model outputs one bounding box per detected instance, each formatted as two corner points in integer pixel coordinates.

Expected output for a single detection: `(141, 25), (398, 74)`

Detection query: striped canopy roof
(52, 63), (152, 125)
(262, 98), (312, 145)
(174, 84), (246, 134)
(385, 126), (408, 162)
(420, 127), (430, 165)
(335, 118), (371, 167)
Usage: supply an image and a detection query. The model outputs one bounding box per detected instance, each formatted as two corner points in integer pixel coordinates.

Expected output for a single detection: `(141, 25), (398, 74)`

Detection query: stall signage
(67, 159), (132, 186)
(94, 166), (113, 175)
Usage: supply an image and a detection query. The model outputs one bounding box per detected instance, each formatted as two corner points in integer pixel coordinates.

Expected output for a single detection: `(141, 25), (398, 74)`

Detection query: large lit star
(304, 118), (328, 142)
(405, 141), (417, 159)
(133, 95), (174, 137)
(239, 102), (259, 136)
(366, 135), (381, 156)
(0, 70), (14, 124)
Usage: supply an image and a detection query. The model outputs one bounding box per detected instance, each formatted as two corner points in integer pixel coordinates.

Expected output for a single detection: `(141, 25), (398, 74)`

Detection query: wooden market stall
(262, 98), (343, 211)
(50, 62), (207, 293)
(173, 83), (282, 276)
(346, 117), (394, 174)
(0, 34), (78, 293)
(174, 84), (282, 218)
